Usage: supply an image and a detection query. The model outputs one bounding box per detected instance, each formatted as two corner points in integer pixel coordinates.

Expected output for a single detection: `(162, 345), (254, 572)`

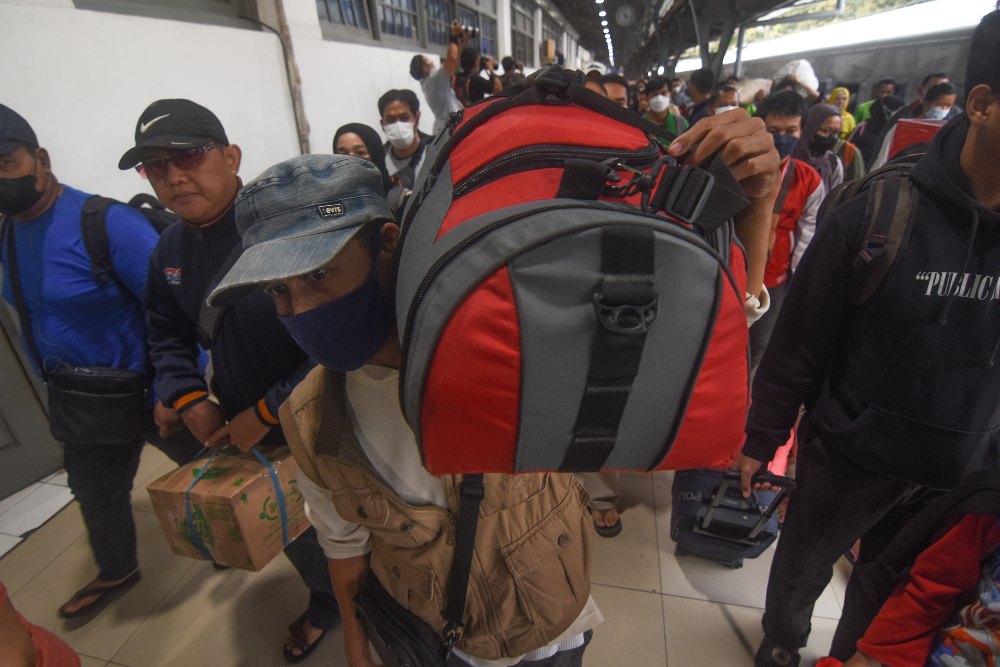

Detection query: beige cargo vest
(280, 366), (592, 660)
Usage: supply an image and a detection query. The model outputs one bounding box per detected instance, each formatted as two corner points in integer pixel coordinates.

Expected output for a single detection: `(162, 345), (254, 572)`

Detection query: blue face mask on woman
(771, 132), (798, 161)
(278, 251), (395, 372)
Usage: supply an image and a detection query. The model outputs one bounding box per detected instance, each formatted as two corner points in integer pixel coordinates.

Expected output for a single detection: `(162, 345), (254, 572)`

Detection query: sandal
(590, 507), (622, 538)
(283, 612), (329, 664)
(58, 570), (141, 619)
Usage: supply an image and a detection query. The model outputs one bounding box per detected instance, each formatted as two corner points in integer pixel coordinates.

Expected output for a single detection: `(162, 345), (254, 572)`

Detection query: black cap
(0, 104), (39, 154)
(118, 99), (228, 170)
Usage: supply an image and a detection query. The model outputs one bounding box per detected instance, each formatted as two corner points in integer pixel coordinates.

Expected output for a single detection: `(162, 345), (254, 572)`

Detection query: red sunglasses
(136, 142), (222, 180)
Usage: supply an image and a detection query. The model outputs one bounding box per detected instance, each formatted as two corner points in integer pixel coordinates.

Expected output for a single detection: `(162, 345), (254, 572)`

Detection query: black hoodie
(744, 114), (1000, 489)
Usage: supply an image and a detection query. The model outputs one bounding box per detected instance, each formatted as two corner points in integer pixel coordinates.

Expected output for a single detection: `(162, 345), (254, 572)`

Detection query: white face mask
(648, 94), (671, 113)
(714, 105), (739, 115)
(925, 106), (950, 121)
(384, 121), (416, 150)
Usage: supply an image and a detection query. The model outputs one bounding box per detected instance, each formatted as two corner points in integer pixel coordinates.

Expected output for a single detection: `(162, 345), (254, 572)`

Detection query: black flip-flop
(58, 570), (141, 619)
(591, 508), (623, 538)
(283, 612), (329, 664)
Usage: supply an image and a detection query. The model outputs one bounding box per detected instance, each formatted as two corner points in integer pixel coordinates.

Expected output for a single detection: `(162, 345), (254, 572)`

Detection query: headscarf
(332, 123), (392, 194)
(793, 104), (842, 191)
(827, 87), (856, 140)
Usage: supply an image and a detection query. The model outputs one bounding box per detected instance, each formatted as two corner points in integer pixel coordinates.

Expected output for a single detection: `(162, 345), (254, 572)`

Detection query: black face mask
(0, 174), (44, 216)
(812, 134), (838, 152)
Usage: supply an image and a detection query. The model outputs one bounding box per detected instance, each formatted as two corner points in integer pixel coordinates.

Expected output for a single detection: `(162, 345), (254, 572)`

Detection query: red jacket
(764, 158), (824, 288)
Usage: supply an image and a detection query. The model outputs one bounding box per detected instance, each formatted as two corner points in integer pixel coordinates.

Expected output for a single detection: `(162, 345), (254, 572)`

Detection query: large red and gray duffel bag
(396, 68), (752, 475)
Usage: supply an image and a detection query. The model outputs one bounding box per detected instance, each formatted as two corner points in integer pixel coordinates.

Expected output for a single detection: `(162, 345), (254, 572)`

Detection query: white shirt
(296, 365), (602, 667)
(422, 65), (463, 136)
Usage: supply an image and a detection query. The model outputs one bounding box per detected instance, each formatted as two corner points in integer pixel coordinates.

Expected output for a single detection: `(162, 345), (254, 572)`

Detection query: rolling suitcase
(670, 470), (795, 568)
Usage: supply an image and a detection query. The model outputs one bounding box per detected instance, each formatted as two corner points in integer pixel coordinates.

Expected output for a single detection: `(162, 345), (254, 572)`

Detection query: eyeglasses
(136, 142), (222, 180)
(815, 127), (840, 137)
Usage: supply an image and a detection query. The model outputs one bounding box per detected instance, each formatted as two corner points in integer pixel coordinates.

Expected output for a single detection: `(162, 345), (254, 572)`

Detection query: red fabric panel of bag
(420, 267), (521, 475)
(449, 105), (650, 184)
(439, 169), (565, 239)
(656, 242), (749, 470)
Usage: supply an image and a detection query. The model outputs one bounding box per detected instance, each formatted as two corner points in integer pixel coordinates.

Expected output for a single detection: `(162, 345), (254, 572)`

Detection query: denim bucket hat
(208, 154), (393, 306)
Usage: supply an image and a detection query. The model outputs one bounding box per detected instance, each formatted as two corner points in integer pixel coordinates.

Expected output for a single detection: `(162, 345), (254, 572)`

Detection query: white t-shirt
(296, 364), (602, 667)
(384, 146), (427, 182)
(422, 65), (463, 136)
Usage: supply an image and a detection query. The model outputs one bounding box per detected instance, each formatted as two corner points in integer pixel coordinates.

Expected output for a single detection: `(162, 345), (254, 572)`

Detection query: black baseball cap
(0, 104), (39, 154)
(118, 99), (228, 170)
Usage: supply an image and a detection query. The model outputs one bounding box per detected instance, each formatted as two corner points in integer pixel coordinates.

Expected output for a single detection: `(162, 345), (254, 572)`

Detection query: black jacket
(744, 114), (1000, 489)
(145, 204), (312, 422)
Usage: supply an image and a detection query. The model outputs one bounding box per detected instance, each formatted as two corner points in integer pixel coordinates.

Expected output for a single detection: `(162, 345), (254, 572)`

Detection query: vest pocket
(500, 481), (591, 633)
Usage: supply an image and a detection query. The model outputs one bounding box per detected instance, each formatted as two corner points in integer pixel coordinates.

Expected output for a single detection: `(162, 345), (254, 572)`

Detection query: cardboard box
(147, 447), (308, 571)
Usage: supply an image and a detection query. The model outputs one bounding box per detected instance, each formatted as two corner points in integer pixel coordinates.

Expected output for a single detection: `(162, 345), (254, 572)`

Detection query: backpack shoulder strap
(851, 174), (919, 305)
(773, 158), (797, 216)
(80, 195), (119, 286)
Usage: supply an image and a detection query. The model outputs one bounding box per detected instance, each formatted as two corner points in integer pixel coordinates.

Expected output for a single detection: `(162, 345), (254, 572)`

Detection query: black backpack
(818, 153), (924, 305)
(80, 193), (179, 287)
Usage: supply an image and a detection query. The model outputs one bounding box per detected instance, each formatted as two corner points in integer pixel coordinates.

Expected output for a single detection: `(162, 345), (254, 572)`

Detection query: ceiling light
(657, 65), (665, 75)
(599, 10), (606, 16)
(603, 27), (609, 32)
(601, 20), (608, 25)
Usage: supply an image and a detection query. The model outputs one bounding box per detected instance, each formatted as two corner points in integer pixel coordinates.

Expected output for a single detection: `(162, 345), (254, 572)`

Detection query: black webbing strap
(80, 195), (118, 286)
(851, 175), (917, 304)
(773, 159), (797, 216)
(561, 226), (657, 471)
(441, 473), (485, 655)
(3, 219), (46, 377)
(197, 243), (243, 349)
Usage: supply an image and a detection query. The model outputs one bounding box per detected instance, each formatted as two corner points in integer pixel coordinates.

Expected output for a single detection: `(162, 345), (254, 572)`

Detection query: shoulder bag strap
(441, 473), (485, 656)
(197, 242), (244, 348)
(3, 219), (47, 377)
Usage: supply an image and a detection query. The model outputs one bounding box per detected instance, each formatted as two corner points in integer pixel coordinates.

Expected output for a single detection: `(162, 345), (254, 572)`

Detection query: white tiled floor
(0, 446), (850, 666)
(0, 472), (75, 557)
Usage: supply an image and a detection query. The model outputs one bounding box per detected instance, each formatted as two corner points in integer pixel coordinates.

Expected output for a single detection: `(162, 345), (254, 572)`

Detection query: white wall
(0, 1), (300, 201)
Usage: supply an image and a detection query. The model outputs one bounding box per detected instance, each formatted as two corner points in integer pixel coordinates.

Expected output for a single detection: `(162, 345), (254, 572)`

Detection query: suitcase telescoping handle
(699, 471), (797, 541)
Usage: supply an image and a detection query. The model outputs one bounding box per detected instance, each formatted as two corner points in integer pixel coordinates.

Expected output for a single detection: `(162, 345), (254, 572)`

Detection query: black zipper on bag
(451, 142), (662, 199)
(400, 201), (740, 390)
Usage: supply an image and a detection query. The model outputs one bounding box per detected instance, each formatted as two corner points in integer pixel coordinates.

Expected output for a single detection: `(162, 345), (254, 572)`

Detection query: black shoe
(754, 637), (800, 667)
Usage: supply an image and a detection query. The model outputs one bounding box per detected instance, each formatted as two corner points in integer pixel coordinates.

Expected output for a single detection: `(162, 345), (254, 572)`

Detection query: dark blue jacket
(145, 204), (312, 422)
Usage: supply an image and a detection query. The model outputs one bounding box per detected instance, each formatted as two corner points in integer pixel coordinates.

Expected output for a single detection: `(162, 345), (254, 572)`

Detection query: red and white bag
(396, 69), (751, 474)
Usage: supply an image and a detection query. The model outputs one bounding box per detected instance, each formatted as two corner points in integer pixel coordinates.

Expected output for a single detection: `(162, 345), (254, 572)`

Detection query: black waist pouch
(354, 572), (446, 667)
(48, 366), (145, 446)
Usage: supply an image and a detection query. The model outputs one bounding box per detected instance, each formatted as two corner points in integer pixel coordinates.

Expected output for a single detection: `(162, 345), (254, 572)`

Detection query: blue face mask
(278, 252), (395, 372)
(771, 132), (798, 161)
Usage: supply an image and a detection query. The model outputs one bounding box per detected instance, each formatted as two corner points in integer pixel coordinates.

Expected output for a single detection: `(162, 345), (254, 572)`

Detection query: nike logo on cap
(140, 114), (170, 133)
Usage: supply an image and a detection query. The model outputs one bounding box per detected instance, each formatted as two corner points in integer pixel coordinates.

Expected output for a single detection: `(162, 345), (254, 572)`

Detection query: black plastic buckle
(603, 160), (654, 198)
(593, 293), (658, 335)
(662, 166), (715, 225)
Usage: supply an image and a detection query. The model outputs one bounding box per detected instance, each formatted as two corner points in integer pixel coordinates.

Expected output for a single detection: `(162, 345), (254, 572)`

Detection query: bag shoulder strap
(80, 195), (120, 286)
(3, 218), (46, 376)
(851, 174), (919, 305)
(197, 242), (243, 347)
(442, 473), (485, 654)
(773, 158), (797, 216)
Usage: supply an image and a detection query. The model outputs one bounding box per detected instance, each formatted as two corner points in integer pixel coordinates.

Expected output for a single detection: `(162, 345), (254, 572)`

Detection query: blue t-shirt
(1, 185), (158, 377)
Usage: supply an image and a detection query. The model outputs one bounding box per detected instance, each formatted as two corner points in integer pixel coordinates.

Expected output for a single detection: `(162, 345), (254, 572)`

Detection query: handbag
(353, 475), (484, 667)
(47, 366), (145, 445)
(3, 219), (146, 445)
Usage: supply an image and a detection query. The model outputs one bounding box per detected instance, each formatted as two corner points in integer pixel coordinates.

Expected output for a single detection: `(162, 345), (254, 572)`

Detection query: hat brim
(207, 225), (364, 307)
(117, 134), (218, 170)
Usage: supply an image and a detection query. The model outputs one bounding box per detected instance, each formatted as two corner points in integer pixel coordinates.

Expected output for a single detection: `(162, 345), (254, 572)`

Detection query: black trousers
(63, 409), (204, 581)
(760, 423), (942, 653)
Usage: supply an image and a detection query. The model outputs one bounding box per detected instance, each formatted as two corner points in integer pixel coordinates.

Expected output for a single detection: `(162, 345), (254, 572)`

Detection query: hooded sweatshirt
(744, 114), (1000, 489)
